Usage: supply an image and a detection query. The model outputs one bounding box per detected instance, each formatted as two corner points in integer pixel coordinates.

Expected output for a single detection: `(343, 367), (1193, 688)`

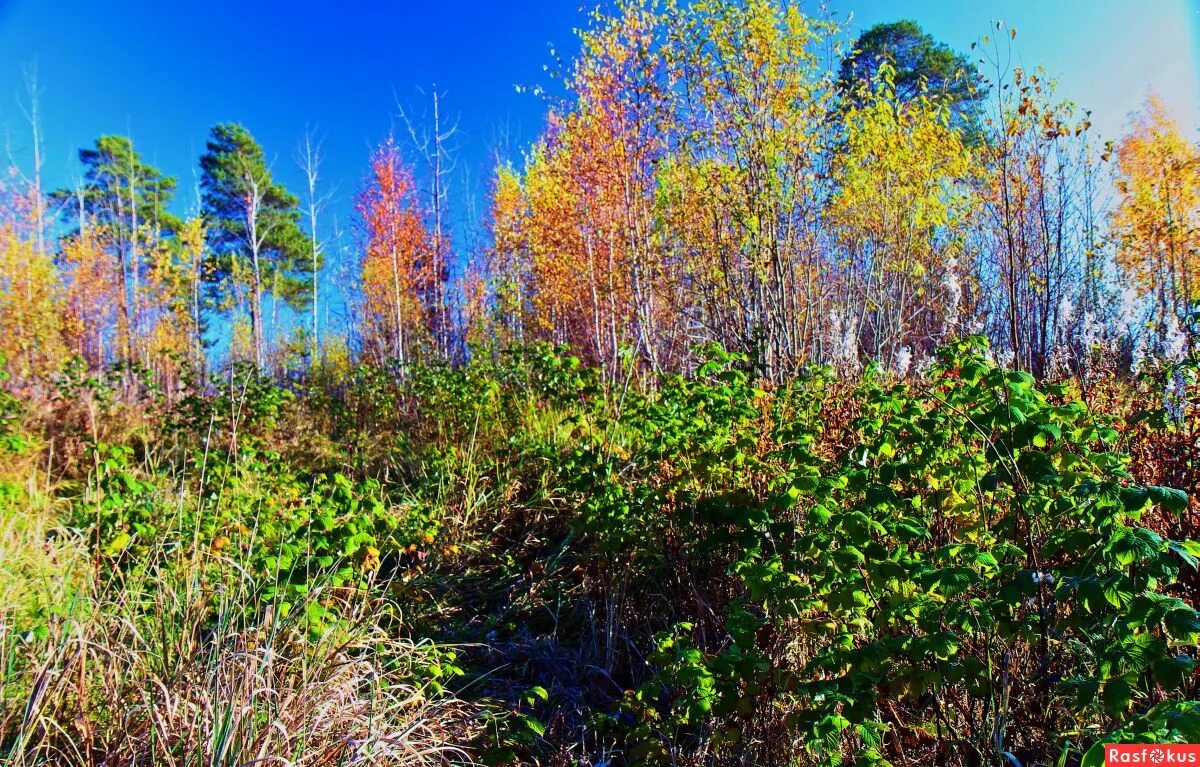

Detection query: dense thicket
(1, 338), (1198, 765)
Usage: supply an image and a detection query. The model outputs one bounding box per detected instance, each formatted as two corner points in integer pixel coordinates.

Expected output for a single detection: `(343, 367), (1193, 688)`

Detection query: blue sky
(0, 0), (1196, 333)
(1, 1), (1195, 204)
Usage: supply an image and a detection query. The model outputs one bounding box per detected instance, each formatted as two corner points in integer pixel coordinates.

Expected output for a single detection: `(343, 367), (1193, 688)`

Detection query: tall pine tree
(199, 123), (316, 368)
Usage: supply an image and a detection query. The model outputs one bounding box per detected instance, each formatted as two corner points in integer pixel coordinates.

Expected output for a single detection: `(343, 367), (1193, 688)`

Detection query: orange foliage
(356, 139), (434, 363)
(483, 165), (532, 349)
(485, 1), (677, 377)
(59, 231), (119, 369)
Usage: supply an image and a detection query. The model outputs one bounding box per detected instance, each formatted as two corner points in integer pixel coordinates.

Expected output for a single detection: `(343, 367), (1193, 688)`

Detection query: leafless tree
(297, 128), (333, 364)
(398, 86), (459, 358)
(17, 64), (47, 261)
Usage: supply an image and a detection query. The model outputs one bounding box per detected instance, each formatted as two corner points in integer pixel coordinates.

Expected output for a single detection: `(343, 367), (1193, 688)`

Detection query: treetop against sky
(0, 0), (1195, 229)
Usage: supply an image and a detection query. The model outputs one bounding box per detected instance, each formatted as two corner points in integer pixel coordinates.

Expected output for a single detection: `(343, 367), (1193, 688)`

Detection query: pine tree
(199, 123), (316, 368)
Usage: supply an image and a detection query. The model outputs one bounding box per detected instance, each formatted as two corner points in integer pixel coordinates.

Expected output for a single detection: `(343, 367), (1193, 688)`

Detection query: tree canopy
(199, 123), (316, 365)
(55, 135), (180, 237)
(839, 20), (983, 135)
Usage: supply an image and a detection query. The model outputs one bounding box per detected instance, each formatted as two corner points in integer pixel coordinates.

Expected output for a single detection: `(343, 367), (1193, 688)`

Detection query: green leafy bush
(627, 337), (1200, 765)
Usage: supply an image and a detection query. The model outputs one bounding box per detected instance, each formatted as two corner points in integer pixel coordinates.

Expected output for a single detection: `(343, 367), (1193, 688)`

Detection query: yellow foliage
(0, 180), (67, 380)
(1112, 93), (1200, 320)
(827, 79), (977, 357)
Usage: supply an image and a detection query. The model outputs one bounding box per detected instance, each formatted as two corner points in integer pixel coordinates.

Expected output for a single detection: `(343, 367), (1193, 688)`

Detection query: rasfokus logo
(1105, 745), (1200, 765)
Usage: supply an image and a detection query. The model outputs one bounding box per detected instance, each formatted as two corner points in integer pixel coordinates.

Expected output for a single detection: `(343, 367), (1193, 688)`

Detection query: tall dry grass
(1, 487), (479, 766)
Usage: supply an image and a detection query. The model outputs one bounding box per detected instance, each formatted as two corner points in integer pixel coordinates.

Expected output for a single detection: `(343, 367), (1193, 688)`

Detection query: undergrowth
(1, 338), (1197, 766)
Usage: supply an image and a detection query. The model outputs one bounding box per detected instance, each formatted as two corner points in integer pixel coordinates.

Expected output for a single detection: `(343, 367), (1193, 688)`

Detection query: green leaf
(1168, 540), (1200, 570)
(1081, 742), (1106, 767)
(1066, 678), (1100, 710)
(1147, 486), (1189, 513)
(1102, 677), (1132, 717)
(1152, 654), (1195, 691)
(838, 545), (866, 565)
(1164, 608), (1200, 642)
(1120, 487), (1150, 513)
(926, 631), (960, 659)
(1107, 527), (1162, 567)
(525, 717), (547, 737)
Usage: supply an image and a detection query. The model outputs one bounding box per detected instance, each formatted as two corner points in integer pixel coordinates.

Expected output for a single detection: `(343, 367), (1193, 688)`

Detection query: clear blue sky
(0, 0), (1196, 331)
(1, 0), (1195, 205)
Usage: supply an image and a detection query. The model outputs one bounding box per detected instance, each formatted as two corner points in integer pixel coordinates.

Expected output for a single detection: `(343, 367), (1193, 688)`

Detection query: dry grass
(1, 501), (479, 767)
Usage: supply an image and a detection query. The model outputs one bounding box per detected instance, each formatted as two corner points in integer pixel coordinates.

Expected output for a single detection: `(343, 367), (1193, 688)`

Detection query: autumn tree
(668, 0), (839, 379)
(973, 37), (1096, 377)
(487, 0), (679, 378)
(483, 163), (532, 349)
(0, 172), (65, 382)
(1112, 93), (1200, 336)
(488, 0), (884, 379)
(54, 136), (179, 365)
(200, 123), (316, 369)
(139, 216), (208, 389)
(827, 66), (976, 367)
(494, 0), (841, 378)
(572, 0), (678, 373)
(398, 89), (457, 358)
(519, 117), (623, 366)
(356, 139), (434, 365)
